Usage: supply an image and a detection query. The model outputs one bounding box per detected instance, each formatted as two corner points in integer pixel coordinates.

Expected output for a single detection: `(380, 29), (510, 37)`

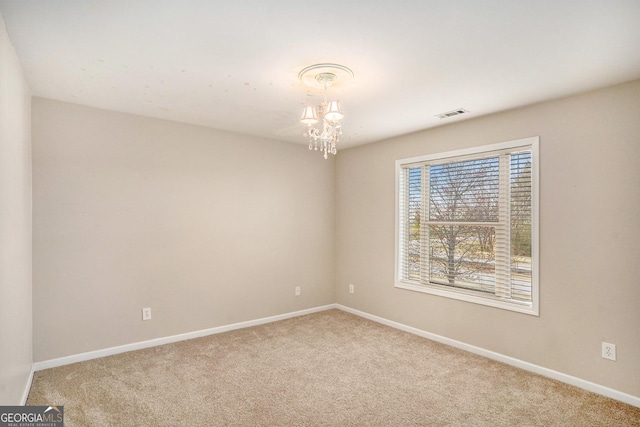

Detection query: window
(395, 137), (539, 315)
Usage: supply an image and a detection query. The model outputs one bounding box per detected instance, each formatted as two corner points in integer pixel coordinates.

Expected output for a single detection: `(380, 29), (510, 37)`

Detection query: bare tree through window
(397, 138), (538, 313)
(403, 151), (532, 299)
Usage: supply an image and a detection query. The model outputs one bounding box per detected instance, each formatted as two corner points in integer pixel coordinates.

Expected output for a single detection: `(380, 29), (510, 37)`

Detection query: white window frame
(394, 137), (539, 315)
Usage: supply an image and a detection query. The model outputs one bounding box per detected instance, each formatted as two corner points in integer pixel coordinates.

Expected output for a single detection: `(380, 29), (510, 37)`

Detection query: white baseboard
(21, 367), (34, 405)
(30, 302), (639, 408)
(336, 304), (640, 408)
(33, 304), (338, 371)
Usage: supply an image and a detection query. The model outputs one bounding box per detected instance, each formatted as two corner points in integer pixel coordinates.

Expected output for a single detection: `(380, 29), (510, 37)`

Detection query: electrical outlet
(602, 342), (616, 361)
(349, 284), (355, 294)
(295, 286), (301, 296)
(142, 307), (152, 321)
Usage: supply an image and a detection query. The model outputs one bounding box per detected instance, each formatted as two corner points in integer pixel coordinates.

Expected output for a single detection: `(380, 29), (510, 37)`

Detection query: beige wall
(0, 16), (32, 405)
(336, 79), (640, 397)
(32, 98), (335, 362)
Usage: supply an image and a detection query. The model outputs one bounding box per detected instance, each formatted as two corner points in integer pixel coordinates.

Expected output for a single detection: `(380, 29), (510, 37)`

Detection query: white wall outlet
(142, 307), (152, 321)
(602, 342), (616, 361)
(349, 284), (355, 294)
(295, 286), (301, 296)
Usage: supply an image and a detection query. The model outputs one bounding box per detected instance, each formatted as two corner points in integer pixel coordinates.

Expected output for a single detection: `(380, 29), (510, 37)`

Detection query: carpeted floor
(27, 309), (640, 426)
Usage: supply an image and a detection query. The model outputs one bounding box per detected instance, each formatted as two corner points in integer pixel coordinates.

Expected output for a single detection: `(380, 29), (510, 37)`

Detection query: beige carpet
(27, 309), (640, 426)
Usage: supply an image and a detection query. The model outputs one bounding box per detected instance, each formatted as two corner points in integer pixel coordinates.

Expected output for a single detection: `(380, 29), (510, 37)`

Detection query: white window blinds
(396, 137), (538, 315)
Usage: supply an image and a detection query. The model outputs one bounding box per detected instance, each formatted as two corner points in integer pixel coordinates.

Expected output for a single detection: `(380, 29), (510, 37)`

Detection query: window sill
(395, 280), (539, 316)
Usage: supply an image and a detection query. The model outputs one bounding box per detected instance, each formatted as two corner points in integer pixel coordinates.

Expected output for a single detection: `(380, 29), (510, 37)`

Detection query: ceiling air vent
(435, 108), (469, 119)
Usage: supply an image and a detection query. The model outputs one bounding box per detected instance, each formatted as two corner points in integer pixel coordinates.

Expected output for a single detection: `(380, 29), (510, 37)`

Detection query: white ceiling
(1, 0), (640, 149)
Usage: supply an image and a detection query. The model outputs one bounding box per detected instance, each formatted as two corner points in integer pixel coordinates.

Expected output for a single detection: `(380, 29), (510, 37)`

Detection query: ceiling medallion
(298, 63), (354, 159)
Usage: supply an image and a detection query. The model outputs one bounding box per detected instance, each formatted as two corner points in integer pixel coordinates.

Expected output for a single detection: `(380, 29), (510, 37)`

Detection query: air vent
(435, 108), (469, 119)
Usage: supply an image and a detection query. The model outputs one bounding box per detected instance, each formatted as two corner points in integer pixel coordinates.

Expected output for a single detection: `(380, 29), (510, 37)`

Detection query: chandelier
(298, 64), (354, 159)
